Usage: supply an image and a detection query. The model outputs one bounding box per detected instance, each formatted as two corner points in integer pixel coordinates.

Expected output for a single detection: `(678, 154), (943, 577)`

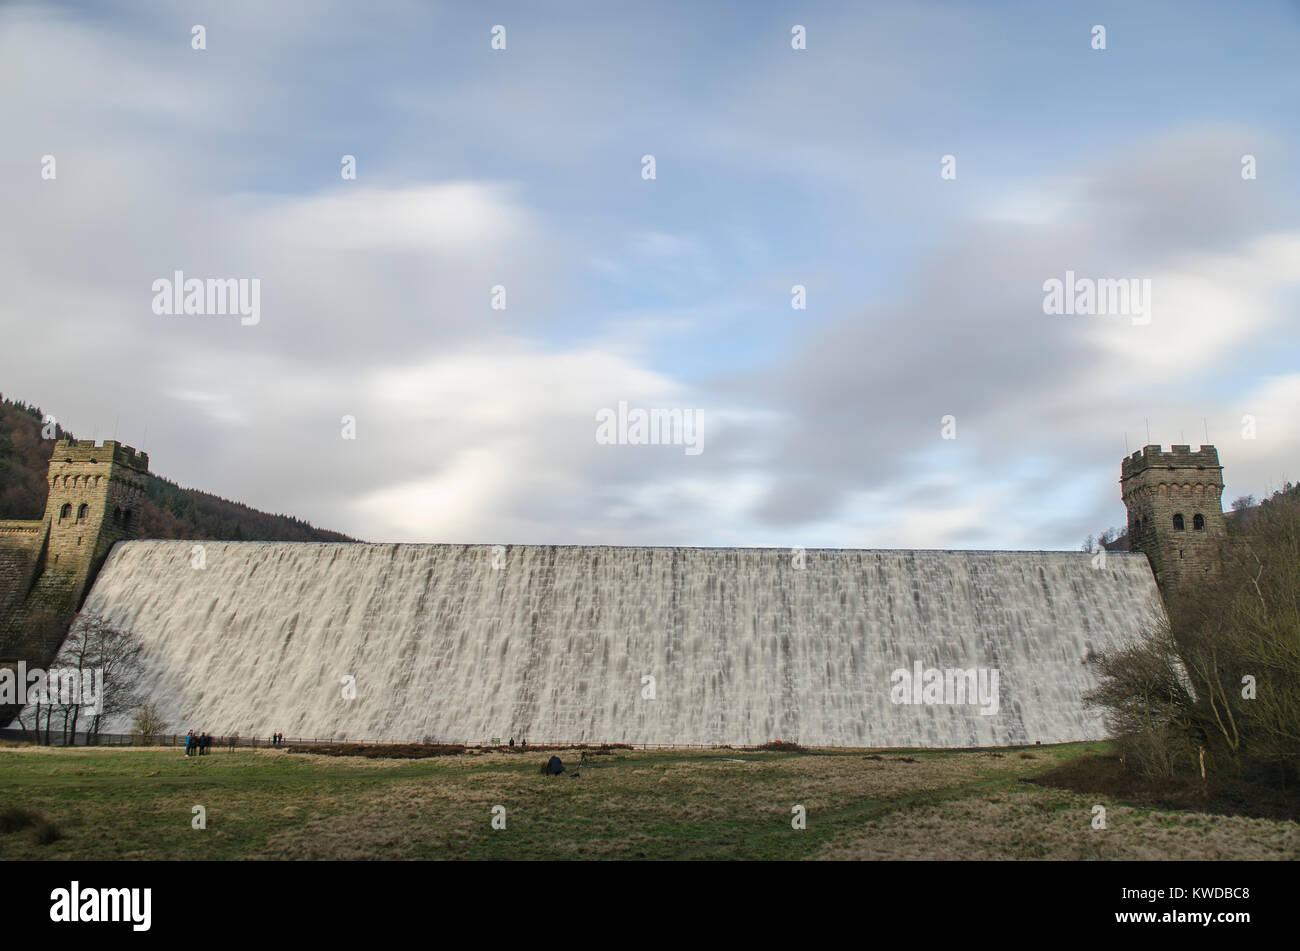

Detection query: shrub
(1088, 485), (1300, 787)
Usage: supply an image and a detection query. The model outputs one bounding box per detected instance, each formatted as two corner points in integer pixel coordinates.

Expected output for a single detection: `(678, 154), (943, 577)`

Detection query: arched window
(113, 506), (122, 523)
(59, 503), (72, 521)
(1193, 514), (1205, 531)
(76, 503), (89, 522)
(1173, 513), (1185, 531)
(122, 509), (132, 531)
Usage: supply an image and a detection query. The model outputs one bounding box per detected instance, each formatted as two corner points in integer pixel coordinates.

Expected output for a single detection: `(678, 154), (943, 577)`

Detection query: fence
(0, 728), (334, 749)
(0, 728), (782, 751)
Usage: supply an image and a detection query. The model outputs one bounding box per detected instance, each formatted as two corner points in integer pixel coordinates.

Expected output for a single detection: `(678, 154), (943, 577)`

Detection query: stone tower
(0, 439), (149, 677)
(1120, 444), (1225, 590)
(39, 438), (150, 609)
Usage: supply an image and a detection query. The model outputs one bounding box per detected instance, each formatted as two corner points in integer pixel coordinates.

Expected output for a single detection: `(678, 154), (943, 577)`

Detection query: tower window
(114, 506), (122, 523)
(123, 509), (132, 531)
(1193, 514), (1205, 531)
(59, 503), (72, 521)
(76, 503), (89, 522)
(1173, 514), (1185, 531)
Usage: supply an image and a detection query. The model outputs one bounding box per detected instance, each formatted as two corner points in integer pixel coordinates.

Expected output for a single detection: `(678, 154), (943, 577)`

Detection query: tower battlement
(53, 438), (149, 473)
(1121, 444), (1221, 480)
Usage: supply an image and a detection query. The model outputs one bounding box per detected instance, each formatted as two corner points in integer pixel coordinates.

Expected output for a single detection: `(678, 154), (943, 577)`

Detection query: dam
(79, 541), (1165, 747)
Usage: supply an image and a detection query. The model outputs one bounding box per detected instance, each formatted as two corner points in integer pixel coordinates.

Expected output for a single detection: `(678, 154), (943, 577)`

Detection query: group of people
(270, 732), (286, 747)
(184, 731), (213, 756)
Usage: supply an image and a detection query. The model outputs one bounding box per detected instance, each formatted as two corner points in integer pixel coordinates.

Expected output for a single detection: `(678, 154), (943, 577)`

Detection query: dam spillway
(78, 542), (1164, 747)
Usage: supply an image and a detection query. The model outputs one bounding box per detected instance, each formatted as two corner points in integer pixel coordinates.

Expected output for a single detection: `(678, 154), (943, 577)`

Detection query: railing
(0, 728), (788, 751)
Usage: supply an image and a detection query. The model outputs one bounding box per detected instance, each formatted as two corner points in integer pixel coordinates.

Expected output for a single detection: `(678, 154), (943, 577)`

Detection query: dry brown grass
(252, 749), (1077, 860)
(6, 744), (1297, 860)
(813, 788), (1300, 860)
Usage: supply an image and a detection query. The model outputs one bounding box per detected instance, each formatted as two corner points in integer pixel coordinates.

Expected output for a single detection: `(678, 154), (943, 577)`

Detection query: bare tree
(42, 613), (143, 744)
(10, 609), (68, 744)
(79, 615), (143, 742)
(1089, 483), (1300, 787)
(131, 701), (168, 745)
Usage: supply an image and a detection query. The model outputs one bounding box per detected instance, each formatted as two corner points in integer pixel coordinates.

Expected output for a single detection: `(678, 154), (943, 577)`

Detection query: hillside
(0, 394), (356, 542)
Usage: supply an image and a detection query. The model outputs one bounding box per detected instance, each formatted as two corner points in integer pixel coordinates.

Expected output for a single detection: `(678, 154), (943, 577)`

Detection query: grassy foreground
(1, 741), (1296, 860)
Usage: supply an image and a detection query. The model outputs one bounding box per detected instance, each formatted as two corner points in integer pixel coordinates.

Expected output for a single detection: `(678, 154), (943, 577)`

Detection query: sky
(1, 0), (1298, 548)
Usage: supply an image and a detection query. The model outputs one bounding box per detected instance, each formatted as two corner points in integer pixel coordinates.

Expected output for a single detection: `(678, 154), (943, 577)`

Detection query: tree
(131, 701), (168, 745)
(1088, 483), (1300, 787)
(10, 609), (70, 744)
(46, 613), (143, 744)
(1084, 617), (1198, 778)
(1081, 526), (1123, 553)
(82, 615), (143, 741)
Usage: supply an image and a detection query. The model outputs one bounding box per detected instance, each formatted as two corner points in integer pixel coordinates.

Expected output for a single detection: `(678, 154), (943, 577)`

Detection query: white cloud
(1083, 234), (1300, 375)
(256, 184), (534, 255)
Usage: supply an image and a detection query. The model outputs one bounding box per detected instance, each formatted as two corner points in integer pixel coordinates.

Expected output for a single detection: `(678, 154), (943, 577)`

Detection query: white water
(80, 542), (1164, 747)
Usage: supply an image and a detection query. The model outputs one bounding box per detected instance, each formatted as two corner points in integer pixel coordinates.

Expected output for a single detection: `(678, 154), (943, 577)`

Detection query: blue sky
(2, 1), (1298, 548)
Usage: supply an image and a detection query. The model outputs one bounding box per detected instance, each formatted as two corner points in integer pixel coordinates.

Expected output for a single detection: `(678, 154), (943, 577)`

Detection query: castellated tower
(40, 438), (150, 608)
(0, 439), (149, 677)
(1121, 444), (1225, 590)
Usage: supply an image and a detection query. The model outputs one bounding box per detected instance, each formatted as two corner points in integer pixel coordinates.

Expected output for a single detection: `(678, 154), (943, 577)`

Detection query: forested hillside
(0, 394), (355, 542)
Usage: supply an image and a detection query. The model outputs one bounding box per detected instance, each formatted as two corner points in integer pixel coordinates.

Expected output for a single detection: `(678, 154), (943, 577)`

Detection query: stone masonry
(1120, 444), (1226, 590)
(0, 439), (148, 722)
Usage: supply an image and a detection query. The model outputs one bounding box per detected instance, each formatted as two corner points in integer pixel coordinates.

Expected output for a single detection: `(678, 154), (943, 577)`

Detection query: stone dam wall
(73, 541), (1165, 747)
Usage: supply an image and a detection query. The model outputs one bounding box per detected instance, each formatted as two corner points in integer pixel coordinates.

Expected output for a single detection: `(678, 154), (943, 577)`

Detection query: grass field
(1, 741), (1296, 860)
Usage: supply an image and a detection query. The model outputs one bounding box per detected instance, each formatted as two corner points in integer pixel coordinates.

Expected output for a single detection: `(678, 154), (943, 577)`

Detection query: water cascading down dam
(81, 542), (1164, 747)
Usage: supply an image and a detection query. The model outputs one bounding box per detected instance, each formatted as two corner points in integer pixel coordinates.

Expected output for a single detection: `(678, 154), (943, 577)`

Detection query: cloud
(257, 184), (533, 254)
(721, 127), (1300, 544)
(2, 2), (1298, 555)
